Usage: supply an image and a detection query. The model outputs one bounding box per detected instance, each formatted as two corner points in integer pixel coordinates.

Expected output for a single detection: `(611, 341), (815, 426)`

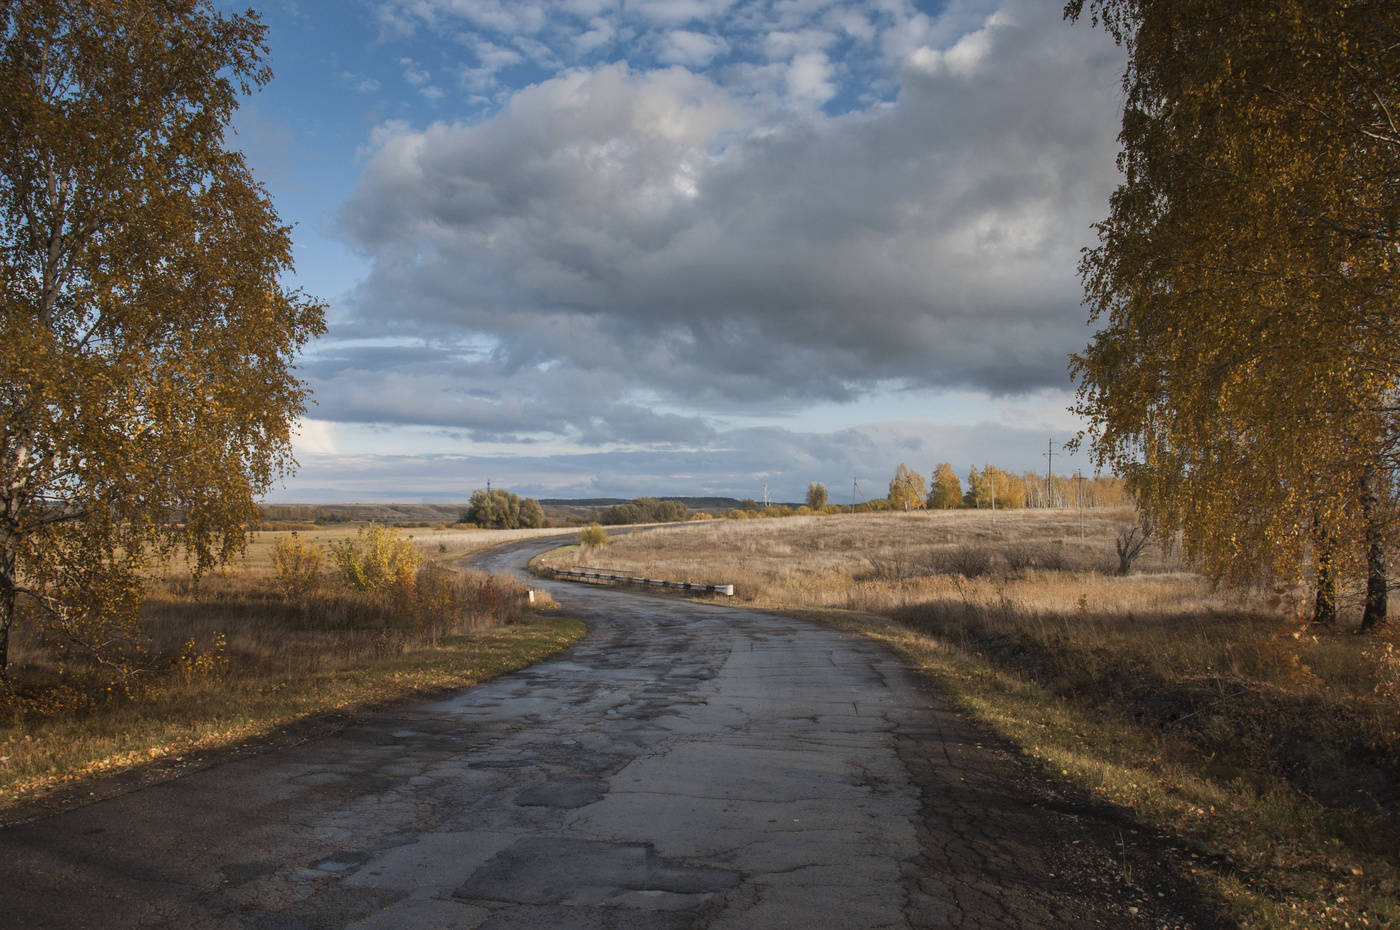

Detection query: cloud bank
(324, 0), (1124, 451)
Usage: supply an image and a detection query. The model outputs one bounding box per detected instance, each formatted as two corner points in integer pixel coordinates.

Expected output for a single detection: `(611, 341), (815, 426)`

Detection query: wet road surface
(0, 537), (1215, 928)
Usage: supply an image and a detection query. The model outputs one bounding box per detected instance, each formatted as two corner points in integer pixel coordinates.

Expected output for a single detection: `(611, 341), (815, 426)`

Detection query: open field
(539, 508), (1400, 928)
(239, 524), (574, 572)
(0, 524), (582, 810)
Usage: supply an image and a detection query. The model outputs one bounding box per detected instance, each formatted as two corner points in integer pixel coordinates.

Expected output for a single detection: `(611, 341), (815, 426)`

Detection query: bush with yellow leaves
(329, 522), (421, 593)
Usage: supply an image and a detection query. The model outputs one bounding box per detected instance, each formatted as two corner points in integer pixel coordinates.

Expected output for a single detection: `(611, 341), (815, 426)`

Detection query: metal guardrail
(548, 566), (735, 597)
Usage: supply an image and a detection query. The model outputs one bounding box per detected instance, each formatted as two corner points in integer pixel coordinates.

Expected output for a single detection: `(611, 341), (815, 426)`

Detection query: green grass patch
(0, 615), (585, 811)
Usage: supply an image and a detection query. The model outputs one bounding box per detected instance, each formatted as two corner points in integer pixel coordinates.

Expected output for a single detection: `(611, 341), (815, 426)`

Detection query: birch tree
(1067, 0), (1400, 626)
(887, 464), (927, 512)
(0, 1), (326, 676)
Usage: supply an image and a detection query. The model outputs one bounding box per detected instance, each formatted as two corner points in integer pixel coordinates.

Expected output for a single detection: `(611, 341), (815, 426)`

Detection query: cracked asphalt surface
(0, 537), (1219, 928)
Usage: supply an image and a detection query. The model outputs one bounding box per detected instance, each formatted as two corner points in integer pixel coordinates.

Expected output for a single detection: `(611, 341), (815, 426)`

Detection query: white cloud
(656, 29), (729, 66)
(573, 16), (616, 55)
(827, 7), (875, 42)
(400, 57), (430, 85)
(784, 50), (835, 105)
(367, 0), (1019, 116)
(907, 9), (1011, 78)
(626, 0), (740, 25)
(762, 28), (836, 61)
(292, 418), (339, 457)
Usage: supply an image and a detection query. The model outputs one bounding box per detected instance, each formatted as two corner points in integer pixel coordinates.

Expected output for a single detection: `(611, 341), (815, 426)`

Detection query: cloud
(784, 49), (835, 105)
(292, 418), (339, 457)
(656, 29), (729, 67)
(326, 0), (1125, 447)
(399, 57), (445, 100)
(272, 416), (1099, 502)
(371, 0), (1005, 96)
(907, 9), (1010, 78)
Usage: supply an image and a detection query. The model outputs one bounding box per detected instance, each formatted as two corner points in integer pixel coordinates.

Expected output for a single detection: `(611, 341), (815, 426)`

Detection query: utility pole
(990, 469), (996, 525)
(1043, 437), (1055, 508)
(763, 483), (770, 508)
(1076, 470), (1085, 539)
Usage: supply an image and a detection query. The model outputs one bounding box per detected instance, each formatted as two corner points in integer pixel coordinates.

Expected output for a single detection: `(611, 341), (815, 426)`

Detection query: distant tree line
(599, 497), (689, 525)
(906, 463), (1127, 511)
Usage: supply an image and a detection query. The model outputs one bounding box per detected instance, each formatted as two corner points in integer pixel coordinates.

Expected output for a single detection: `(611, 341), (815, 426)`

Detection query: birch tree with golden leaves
(887, 464), (927, 513)
(927, 463), (962, 510)
(1067, 0), (1400, 627)
(0, 0), (325, 677)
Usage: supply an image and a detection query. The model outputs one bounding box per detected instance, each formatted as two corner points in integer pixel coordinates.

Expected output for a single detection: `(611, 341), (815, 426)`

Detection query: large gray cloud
(331, 0), (1124, 441)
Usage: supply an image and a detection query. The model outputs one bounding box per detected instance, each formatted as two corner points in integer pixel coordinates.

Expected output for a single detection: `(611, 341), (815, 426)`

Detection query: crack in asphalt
(0, 536), (1221, 929)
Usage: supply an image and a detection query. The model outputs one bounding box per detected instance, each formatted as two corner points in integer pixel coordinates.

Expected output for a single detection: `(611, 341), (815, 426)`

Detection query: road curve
(0, 536), (1213, 929)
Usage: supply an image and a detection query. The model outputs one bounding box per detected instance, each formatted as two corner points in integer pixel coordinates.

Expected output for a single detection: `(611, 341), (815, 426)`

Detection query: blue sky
(220, 0), (1128, 503)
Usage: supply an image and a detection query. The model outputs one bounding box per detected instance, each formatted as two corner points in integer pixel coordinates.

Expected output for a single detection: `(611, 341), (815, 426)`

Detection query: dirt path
(0, 537), (1218, 928)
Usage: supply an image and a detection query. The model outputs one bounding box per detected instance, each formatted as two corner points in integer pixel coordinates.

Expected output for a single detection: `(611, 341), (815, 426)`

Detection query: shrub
(271, 532), (323, 600)
(578, 524), (610, 548)
(458, 569), (532, 626)
(330, 523), (421, 592)
(940, 545), (994, 578)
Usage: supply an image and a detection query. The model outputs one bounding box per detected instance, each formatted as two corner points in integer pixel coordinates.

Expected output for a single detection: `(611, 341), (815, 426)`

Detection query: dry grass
(539, 507), (1400, 928)
(239, 524), (572, 574)
(0, 525), (582, 809)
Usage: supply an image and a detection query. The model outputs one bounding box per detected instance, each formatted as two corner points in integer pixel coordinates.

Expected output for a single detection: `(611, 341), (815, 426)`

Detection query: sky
(218, 0), (1130, 503)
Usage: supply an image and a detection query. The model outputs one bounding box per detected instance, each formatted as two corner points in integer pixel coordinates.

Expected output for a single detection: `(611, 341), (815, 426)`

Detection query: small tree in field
(887, 464), (927, 512)
(806, 483), (829, 510)
(0, 2), (325, 678)
(466, 488), (547, 529)
(927, 463), (962, 509)
(964, 466), (987, 508)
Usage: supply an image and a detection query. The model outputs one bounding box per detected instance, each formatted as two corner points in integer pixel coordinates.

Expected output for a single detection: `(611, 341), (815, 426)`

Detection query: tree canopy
(927, 463), (961, 510)
(1066, 0), (1400, 620)
(887, 464), (927, 512)
(601, 497), (688, 525)
(805, 482), (829, 510)
(466, 489), (547, 529)
(0, 0), (326, 675)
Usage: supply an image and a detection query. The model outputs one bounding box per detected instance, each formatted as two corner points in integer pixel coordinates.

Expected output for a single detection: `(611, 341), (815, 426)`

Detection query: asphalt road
(0, 537), (1216, 929)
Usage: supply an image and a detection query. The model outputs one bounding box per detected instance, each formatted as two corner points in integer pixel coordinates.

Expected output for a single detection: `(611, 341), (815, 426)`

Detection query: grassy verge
(538, 509), (1400, 928)
(0, 615), (584, 811)
(804, 608), (1396, 929)
(1, 524), (584, 813)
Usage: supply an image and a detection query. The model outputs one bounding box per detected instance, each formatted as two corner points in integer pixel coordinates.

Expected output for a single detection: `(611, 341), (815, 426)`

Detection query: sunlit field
(541, 507), (1400, 928)
(0, 524), (581, 813)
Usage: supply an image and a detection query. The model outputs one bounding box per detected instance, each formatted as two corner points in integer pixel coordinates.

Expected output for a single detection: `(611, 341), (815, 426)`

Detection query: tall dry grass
(0, 525), (583, 810)
(4, 524), (563, 724)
